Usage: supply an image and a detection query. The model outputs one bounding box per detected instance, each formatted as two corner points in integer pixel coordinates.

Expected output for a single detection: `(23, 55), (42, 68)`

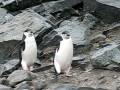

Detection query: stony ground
(33, 22), (120, 90)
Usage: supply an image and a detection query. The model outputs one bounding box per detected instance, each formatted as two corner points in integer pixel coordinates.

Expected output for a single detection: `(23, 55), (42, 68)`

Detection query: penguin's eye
(67, 34), (70, 36)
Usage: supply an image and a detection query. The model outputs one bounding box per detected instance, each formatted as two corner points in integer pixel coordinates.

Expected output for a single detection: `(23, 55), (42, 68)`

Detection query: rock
(0, 0), (55, 11)
(0, 64), (6, 76)
(14, 80), (46, 90)
(78, 87), (95, 90)
(90, 34), (106, 43)
(47, 84), (79, 90)
(2, 59), (20, 75)
(32, 0), (82, 14)
(14, 81), (31, 90)
(72, 55), (89, 70)
(84, 0), (120, 23)
(91, 43), (120, 69)
(0, 9), (51, 59)
(38, 14), (97, 58)
(0, 8), (13, 25)
(54, 85), (78, 90)
(7, 70), (36, 86)
(0, 9), (51, 42)
(0, 84), (12, 90)
(2, 0), (82, 12)
(0, 59), (20, 76)
(0, 78), (9, 86)
(32, 80), (46, 90)
(55, 14), (97, 45)
(38, 30), (62, 50)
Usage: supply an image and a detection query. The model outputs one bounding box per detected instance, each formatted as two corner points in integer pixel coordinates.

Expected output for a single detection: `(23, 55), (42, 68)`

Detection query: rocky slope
(0, 0), (120, 90)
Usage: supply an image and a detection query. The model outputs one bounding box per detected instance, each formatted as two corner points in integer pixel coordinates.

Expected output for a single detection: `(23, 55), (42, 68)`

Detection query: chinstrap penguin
(19, 29), (37, 71)
(54, 31), (73, 76)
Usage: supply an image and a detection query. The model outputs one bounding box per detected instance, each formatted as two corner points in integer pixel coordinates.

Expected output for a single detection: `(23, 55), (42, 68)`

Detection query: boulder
(7, 70), (36, 86)
(83, 0), (120, 23)
(0, 59), (20, 76)
(91, 43), (120, 70)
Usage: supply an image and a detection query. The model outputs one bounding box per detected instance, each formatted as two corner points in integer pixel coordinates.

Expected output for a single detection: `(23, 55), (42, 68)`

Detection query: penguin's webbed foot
(65, 66), (72, 77)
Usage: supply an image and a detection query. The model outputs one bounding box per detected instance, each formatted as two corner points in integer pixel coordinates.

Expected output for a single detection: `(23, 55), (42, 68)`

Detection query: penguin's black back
(19, 34), (26, 61)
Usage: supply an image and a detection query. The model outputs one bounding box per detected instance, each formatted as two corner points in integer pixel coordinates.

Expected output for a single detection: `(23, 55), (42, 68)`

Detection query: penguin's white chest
(22, 37), (37, 65)
(55, 38), (73, 71)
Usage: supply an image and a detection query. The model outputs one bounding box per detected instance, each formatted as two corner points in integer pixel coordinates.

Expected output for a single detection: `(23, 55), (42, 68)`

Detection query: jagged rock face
(91, 43), (120, 70)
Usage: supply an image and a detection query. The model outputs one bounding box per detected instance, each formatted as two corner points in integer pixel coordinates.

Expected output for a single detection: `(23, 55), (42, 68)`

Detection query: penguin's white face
(61, 31), (70, 39)
(23, 30), (34, 38)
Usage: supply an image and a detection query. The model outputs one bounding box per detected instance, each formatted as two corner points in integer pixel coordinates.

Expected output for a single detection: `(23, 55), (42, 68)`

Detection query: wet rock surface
(0, 0), (120, 90)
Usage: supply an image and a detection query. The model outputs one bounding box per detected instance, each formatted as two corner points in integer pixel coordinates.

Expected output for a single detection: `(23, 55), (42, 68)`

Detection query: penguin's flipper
(54, 60), (61, 74)
(21, 61), (29, 70)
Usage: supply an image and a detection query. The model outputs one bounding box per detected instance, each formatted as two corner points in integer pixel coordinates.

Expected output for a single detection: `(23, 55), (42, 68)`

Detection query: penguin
(54, 31), (73, 76)
(19, 29), (37, 71)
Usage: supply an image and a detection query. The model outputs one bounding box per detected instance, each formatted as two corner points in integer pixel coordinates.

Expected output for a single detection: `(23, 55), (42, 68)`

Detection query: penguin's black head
(61, 31), (70, 39)
(24, 29), (34, 37)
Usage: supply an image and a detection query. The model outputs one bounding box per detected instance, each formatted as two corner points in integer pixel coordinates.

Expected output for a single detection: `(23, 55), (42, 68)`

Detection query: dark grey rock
(0, 0), (56, 11)
(0, 84), (12, 90)
(84, 0), (120, 23)
(1, 0), (82, 12)
(7, 70), (36, 86)
(0, 78), (9, 86)
(32, 0), (82, 14)
(91, 43), (120, 69)
(38, 30), (61, 50)
(0, 59), (19, 76)
(0, 9), (51, 59)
